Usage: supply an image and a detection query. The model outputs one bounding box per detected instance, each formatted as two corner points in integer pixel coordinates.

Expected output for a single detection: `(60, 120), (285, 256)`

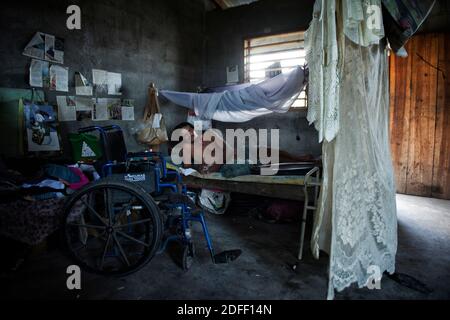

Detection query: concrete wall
(0, 0), (206, 155)
(1, 0), (447, 159)
(203, 0), (322, 157)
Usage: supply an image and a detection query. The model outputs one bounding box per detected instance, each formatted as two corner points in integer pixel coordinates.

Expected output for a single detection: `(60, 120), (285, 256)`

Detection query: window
(244, 30), (307, 109)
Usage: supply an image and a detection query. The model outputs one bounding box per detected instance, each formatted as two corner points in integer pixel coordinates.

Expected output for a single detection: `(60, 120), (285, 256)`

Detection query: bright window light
(244, 31), (307, 109)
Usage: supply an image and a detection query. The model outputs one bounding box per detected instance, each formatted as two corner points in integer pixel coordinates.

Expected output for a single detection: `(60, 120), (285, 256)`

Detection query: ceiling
(209, 0), (261, 10)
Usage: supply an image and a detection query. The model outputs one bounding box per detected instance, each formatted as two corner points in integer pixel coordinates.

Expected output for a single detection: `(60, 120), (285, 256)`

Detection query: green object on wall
(68, 133), (103, 162)
(0, 87), (45, 157)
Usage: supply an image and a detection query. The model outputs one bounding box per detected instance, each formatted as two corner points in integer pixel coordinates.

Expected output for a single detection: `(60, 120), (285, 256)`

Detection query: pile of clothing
(0, 160), (98, 245)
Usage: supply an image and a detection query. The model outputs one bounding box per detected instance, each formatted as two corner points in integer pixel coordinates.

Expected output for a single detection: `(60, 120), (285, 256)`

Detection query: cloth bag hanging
(137, 83), (168, 145)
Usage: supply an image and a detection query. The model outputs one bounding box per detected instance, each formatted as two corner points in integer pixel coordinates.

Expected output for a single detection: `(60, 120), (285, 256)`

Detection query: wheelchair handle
(78, 125), (123, 134)
(78, 126), (105, 134)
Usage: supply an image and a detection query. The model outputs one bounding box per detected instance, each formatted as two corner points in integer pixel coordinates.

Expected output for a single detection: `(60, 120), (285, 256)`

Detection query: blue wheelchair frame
(77, 125), (216, 263)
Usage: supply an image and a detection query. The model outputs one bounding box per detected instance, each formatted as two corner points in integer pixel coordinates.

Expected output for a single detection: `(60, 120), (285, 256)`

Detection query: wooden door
(389, 33), (450, 200)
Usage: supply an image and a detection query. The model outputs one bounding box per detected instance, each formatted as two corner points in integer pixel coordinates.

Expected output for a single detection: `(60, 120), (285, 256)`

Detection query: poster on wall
(49, 65), (69, 92)
(108, 98), (122, 120)
(24, 103), (60, 152)
(121, 106), (134, 121)
(75, 72), (93, 96)
(92, 69), (108, 95)
(56, 96), (76, 122)
(107, 72), (122, 95)
(93, 98), (109, 121)
(75, 97), (94, 121)
(52, 37), (65, 64)
(29, 59), (50, 88)
(23, 32), (45, 60)
(23, 32), (64, 64)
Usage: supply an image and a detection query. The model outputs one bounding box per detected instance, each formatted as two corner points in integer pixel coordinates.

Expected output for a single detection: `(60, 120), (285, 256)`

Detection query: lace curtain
(306, 0), (398, 299)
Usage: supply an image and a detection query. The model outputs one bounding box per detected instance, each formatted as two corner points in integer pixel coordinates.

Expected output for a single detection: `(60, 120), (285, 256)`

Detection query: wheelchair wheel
(182, 243), (195, 271)
(62, 178), (163, 276)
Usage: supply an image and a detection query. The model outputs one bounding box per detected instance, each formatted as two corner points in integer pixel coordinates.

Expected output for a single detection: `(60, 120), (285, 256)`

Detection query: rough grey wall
(204, 0), (322, 157)
(0, 0), (206, 155)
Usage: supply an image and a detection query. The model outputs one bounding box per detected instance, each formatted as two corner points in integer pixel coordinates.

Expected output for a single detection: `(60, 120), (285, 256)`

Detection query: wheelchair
(62, 125), (241, 276)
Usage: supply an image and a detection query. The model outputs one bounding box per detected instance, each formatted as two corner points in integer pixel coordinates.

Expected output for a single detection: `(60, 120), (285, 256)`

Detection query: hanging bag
(137, 83), (168, 146)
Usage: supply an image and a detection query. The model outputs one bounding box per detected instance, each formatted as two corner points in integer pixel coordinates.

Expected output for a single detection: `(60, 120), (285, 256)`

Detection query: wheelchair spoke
(112, 232), (130, 266)
(116, 230), (150, 248)
(103, 189), (114, 225)
(100, 234), (112, 270)
(63, 180), (162, 275)
(113, 218), (152, 229)
(114, 197), (137, 223)
(72, 232), (107, 252)
(67, 223), (106, 230)
(81, 198), (108, 226)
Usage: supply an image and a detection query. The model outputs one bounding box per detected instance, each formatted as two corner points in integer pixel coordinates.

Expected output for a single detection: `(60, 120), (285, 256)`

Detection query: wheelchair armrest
(102, 125), (122, 132)
(127, 151), (162, 159)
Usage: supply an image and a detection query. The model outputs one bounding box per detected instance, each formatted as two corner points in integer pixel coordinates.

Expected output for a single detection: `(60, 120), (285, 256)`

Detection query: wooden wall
(390, 33), (450, 200)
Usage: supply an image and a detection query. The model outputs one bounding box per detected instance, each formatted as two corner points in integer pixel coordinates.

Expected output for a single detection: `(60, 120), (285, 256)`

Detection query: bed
(182, 167), (322, 260)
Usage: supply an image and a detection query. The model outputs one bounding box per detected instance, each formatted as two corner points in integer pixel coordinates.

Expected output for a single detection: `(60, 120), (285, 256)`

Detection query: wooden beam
(432, 33), (450, 199)
(406, 34), (439, 197)
(389, 40), (413, 194)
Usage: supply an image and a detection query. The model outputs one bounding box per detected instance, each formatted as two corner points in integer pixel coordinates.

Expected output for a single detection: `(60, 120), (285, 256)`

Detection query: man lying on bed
(169, 122), (317, 177)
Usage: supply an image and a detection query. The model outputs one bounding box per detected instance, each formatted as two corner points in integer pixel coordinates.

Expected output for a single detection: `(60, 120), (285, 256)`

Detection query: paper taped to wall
(29, 59), (49, 88)
(93, 98), (108, 121)
(49, 65), (69, 92)
(121, 106), (134, 121)
(23, 32), (64, 64)
(108, 72), (122, 95)
(57, 96), (76, 122)
(75, 72), (93, 96)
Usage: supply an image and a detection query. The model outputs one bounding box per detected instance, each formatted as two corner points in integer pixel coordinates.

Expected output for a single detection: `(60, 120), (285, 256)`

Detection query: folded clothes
(44, 164), (81, 184)
(67, 166), (89, 190)
(22, 179), (65, 190)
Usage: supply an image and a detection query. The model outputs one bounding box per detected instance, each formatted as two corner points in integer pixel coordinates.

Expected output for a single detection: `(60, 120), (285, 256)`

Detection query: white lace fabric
(305, 0), (341, 143)
(307, 0), (398, 299)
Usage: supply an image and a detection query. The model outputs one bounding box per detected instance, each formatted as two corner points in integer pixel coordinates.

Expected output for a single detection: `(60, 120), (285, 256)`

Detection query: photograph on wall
(56, 96), (76, 122)
(92, 69), (108, 95)
(75, 72), (93, 96)
(23, 32), (45, 60)
(23, 103), (60, 152)
(44, 34), (55, 62)
(53, 37), (65, 64)
(76, 97), (94, 121)
(29, 59), (50, 88)
(121, 106), (134, 121)
(93, 98), (109, 121)
(23, 32), (64, 64)
(49, 65), (69, 92)
(107, 72), (122, 95)
(108, 98), (122, 120)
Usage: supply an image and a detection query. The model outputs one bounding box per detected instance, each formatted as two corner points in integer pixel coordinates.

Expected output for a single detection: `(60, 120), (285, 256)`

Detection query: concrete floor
(1, 194), (449, 300)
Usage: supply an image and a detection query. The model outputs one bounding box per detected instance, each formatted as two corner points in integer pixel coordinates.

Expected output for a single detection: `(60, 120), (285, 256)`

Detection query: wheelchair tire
(62, 178), (163, 276)
(181, 243), (195, 271)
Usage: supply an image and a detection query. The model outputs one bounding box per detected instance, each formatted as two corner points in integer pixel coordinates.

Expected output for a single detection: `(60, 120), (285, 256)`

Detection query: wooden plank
(406, 34), (439, 197)
(432, 33), (450, 199)
(389, 41), (413, 194)
(183, 176), (307, 201)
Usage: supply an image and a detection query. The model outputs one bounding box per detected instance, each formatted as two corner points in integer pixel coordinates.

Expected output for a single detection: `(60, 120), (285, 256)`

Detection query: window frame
(243, 30), (308, 111)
